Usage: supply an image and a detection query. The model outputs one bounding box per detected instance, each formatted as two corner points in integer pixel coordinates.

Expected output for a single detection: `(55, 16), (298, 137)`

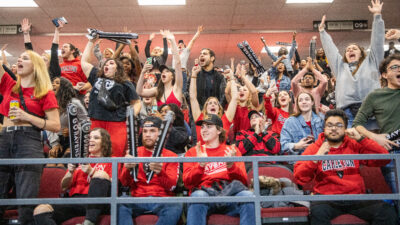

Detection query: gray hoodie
(320, 14), (385, 109)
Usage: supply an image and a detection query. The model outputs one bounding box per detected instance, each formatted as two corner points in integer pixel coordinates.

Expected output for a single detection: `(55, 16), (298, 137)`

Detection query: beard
(143, 140), (156, 149)
(326, 133), (345, 143)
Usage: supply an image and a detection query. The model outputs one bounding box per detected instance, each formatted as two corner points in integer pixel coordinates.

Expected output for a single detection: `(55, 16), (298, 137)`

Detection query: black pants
(310, 200), (397, 225)
(0, 129), (43, 225)
(34, 178), (111, 225)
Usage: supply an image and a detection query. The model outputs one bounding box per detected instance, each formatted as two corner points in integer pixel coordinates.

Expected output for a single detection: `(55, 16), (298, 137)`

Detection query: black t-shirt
(88, 67), (139, 122)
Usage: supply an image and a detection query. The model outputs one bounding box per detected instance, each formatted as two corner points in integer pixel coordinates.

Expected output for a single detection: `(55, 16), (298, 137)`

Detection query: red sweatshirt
(69, 162), (112, 196)
(119, 146), (179, 197)
(60, 57), (88, 94)
(263, 95), (289, 135)
(233, 105), (251, 135)
(294, 133), (390, 195)
(183, 143), (248, 193)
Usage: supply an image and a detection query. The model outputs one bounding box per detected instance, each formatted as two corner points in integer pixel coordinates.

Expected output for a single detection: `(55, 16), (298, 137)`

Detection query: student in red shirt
(33, 128), (113, 225)
(263, 87), (293, 135)
(118, 117), (182, 225)
(294, 109), (396, 225)
(0, 51), (60, 225)
(183, 114), (255, 225)
(190, 62), (238, 144)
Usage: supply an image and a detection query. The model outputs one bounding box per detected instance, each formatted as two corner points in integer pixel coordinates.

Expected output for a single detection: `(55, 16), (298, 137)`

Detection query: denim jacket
(280, 112), (324, 155)
(269, 67), (291, 92)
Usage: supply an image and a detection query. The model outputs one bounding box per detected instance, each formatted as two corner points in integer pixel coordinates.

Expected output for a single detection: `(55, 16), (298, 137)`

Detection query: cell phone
(52, 17), (68, 27)
(146, 57), (153, 64)
(151, 105), (158, 114)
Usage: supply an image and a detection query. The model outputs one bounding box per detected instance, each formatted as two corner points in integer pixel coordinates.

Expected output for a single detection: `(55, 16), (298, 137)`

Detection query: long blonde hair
(202, 97), (224, 118)
(12, 50), (52, 99)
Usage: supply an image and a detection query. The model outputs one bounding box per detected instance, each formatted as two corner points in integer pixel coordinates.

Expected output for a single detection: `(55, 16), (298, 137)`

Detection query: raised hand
(57, 20), (65, 30)
(385, 29), (400, 40)
(196, 142), (208, 167)
(319, 15), (326, 32)
(197, 25), (204, 33)
(163, 30), (175, 40)
(21, 18), (31, 33)
(368, 0), (383, 15)
(192, 60), (201, 75)
(345, 128), (362, 141)
(149, 33), (156, 40)
(160, 30), (166, 38)
(224, 145), (237, 168)
(1, 44), (8, 52)
(292, 31), (297, 40)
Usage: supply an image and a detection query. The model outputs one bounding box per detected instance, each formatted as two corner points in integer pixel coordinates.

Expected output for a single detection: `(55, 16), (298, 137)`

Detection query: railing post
(111, 160), (118, 225)
(252, 160), (262, 225)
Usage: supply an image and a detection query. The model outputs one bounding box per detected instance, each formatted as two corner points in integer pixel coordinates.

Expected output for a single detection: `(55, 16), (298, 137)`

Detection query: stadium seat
(330, 166), (391, 225)
(61, 215), (110, 225)
(248, 165), (309, 224)
(207, 214), (240, 225)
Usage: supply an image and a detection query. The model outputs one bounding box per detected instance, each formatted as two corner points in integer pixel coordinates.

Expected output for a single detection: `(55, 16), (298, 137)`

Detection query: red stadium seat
(207, 214), (240, 225)
(330, 166), (391, 225)
(62, 215), (110, 225)
(248, 165), (309, 224)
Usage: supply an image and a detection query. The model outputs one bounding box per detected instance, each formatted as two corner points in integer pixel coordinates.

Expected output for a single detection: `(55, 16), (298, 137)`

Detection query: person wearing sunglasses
(294, 109), (396, 225)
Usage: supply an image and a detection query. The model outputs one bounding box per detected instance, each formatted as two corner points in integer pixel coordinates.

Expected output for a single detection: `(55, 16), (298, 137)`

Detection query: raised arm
(0, 59), (5, 81)
(312, 65), (328, 97)
(225, 71), (238, 122)
(81, 38), (96, 78)
(112, 43), (125, 59)
(136, 63), (157, 97)
(238, 65), (259, 108)
(21, 18), (33, 50)
(189, 62), (202, 120)
(93, 41), (103, 62)
(272, 55), (286, 68)
(161, 32), (169, 62)
(368, 0), (385, 69)
(144, 33), (155, 58)
(291, 66), (307, 96)
(186, 25), (203, 50)
(1, 44), (9, 67)
(49, 20), (64, 80)
(319, 15), (342, 78)
(128, 42), (142, 78)
(165, 30), (183, 93)
(262, 38), (278, 61)
(287, 32), (297, 60)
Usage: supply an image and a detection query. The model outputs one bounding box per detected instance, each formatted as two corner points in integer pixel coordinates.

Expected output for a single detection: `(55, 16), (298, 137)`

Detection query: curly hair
(91, 128), (112, 157)
(97, 58), (129, 84)
(119, 56), (138, 83)
(56, 77), (77, 113)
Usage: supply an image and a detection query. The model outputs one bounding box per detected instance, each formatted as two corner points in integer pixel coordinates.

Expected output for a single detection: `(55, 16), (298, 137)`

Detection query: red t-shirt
(305, 121), (313, 136)
(233, 105), (250, 135)
(0, 72), (58, 117)
(263, 95), (289, 135)
(60, 58), (88, 95)
(183, 143), (248, 193)
(196, 113), (232, 144)
(119, 146), (179, 197)
(68, 162), (112, 196)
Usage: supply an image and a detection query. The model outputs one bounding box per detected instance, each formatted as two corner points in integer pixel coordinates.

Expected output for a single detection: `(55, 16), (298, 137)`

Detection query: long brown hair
(201, 97), (224, 118)
(274, 90), (294, 115)
(342, 43), (366, 75)
(97, 59), (129, 83)
(156, 69), (175, 101)
(90, 128), (112, 157)
(292, 92), (316, 117)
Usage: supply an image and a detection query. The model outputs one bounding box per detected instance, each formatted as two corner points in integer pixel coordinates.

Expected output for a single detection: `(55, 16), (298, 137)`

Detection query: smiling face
(17, 52), (34, 77)
(84, 92), (90, 108)
(238, 85), (250, 102)
(297, 93), (314, 113)
(161, 68), (174, 84)
(382, 59), (400, 90)
(277, 91), (290, 107)
(142, 123), (159, 149)
(277, 62), (285, 73)
(103, 59), (117, 78)
(160, 105), (171, 119)
(345, 44), (362, 63)
(317, 48), (325, 58)
(88, 130), (102, 157)
(200, 123), (220, 143)
(121, 58), (132, 74)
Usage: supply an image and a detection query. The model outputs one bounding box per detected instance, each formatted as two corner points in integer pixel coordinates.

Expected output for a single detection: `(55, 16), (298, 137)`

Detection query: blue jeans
(117, 202), (183, 225)
(381, 148), (400, 194)
(344, 108), (379, 130)
(186, 190), (255, 225)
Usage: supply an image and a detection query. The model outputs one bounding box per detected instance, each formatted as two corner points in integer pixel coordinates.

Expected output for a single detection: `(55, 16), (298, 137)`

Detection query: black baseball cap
(159, 65), (175, 74)
(195, 114), (223, 127)
(142, 116), (162, 128)
(178, 40), (184, 44)
(248, 110), (263, 119)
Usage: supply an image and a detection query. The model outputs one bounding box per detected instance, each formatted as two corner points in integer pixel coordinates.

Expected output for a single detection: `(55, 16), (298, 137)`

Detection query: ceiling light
(45, 50), (62, 56)
(1, 50), (12, 57)
(138, 0), (185, 6)
(261, 46), (292, 54)
(0, 0), (38, 7)
(286, 0), (333, 3)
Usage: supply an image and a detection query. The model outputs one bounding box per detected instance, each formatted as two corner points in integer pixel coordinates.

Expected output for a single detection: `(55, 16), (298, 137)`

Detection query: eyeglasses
(325, 123), (345, 129)
(388, 65), (400, 72)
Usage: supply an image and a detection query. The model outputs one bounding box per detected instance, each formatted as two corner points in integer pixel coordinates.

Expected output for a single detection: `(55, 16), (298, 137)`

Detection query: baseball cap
(142, 116), (162, 128)
(195, 114), (223, 127)
(159, 65), (175, 74)
(178, 40), (184, 44)
(248, 110), (263, 120)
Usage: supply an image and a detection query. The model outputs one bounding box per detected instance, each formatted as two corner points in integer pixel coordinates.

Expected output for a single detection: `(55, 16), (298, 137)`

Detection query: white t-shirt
(172, 48), (190, 70)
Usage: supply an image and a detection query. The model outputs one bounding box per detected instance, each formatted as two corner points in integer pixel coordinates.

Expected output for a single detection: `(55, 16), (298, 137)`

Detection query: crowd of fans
(1, 0), (400, 224)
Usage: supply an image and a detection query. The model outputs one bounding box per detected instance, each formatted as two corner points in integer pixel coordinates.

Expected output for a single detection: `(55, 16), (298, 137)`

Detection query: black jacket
(196, 68), (226, 109)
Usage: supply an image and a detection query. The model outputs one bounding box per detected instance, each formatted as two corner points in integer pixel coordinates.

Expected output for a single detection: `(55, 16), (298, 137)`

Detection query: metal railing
(0, 154), (399, 225)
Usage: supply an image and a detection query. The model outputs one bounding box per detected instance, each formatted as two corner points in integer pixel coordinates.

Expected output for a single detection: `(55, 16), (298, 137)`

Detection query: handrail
(0, 154), (398, 225)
